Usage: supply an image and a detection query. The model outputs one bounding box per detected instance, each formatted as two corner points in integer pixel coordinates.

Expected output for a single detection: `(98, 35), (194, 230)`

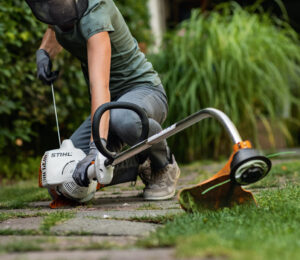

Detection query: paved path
(1, 158), (294, 259)
(1, 249), (178, 260)
(0, 161), (214, 260)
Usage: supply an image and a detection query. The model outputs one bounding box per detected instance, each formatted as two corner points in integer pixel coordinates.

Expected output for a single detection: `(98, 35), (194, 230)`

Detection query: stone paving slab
(91, 197), (181, 210)
(29, 197), (181, 211)
(0, 208), (72, 215)
(94, 190), (142, 199)
(0, 199), (182, 219)
(27, 201), (53, 208)
(76, 209), (183, 219)
(51, 218), (159, 236)
(0, 217), (43, 231)
(0, 249), (176, 260)
(0, 235), (137, 249)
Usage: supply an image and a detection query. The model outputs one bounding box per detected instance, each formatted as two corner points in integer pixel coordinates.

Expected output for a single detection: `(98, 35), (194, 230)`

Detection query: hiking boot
(140, 155), (181, 200)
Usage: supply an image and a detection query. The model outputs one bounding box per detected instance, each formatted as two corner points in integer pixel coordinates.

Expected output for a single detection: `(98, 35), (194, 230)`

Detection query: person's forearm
(39, 26), (63, 59)
(91, 85), (110, 141)
(88, 32), (112, 142)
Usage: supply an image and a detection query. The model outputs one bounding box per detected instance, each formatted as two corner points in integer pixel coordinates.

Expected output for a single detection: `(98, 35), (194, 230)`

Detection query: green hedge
(0, 1), (88, 158)
(0, 0), (151, 158)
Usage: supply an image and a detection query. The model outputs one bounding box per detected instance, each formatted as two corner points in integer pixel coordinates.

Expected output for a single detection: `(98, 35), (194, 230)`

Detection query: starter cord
(51, 83), (61, 147)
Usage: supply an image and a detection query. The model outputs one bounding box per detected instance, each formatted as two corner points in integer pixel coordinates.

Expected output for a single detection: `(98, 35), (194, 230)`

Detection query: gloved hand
(36, 49), (59, 85)
(72, 141), (99, 187)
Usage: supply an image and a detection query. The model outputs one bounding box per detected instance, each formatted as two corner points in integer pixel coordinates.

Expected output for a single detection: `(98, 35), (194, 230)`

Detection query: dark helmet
(25, 0), (88, 26)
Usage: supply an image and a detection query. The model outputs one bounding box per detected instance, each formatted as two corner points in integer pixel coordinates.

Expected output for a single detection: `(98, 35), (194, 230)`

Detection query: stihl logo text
(51, 153), (72, 157)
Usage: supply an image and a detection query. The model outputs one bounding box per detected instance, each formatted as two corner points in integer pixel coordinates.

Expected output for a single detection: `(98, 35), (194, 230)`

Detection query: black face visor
(25, 0), (88, 26)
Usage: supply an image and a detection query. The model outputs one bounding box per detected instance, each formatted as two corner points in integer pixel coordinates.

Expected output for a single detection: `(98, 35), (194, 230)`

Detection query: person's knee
(110, 109), (143, 145)
(148, 118), (163, 136)
(110, 109), (164, 146)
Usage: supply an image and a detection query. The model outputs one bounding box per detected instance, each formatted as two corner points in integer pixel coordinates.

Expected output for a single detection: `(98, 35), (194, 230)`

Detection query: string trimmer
(39, 85), (271, 209)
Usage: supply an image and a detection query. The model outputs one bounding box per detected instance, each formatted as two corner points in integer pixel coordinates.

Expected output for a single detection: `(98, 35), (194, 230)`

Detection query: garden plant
(151, 2), (300, 161)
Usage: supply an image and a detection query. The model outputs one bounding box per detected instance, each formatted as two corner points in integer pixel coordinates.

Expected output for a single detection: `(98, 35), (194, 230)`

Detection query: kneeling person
(25, 0), (180, 200)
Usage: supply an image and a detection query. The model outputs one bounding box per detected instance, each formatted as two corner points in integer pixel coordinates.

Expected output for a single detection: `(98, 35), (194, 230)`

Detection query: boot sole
(143, 189), (176, 201)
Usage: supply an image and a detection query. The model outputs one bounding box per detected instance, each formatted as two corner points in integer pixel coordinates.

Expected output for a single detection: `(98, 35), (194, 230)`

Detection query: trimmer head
(178, 141), (272, 212)
(230, 149), (271, 185)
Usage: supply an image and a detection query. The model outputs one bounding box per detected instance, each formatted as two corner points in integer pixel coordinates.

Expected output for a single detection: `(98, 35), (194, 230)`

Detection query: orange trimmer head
(178, 141), (272, 212)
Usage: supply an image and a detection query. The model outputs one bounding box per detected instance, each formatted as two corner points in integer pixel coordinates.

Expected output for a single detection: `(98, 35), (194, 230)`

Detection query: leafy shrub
(0, 156), (41, 181)
(0, 1), (89, 158)
(151, 3), (300, 162)
(0, 0), (151, 164)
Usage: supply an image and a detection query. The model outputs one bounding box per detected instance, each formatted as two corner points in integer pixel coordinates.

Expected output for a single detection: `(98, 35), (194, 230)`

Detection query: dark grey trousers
(70, 84), (170, 181)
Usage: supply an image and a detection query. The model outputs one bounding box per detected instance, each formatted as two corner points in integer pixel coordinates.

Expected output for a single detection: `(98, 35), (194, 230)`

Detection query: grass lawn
(140, 160), (300, 260)
(0, 181), (49, 209)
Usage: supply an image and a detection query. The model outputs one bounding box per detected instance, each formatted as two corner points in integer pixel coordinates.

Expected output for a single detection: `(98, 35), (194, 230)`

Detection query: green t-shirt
(54, 0), (161, 98)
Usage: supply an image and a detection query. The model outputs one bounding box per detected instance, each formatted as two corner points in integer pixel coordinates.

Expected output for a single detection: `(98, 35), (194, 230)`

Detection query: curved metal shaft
(170, 108), (242, 144)
(111, 108), (242, 166)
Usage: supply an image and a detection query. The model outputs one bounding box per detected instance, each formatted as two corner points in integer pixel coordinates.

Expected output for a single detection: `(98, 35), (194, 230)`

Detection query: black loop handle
(92, 102), (149, 164)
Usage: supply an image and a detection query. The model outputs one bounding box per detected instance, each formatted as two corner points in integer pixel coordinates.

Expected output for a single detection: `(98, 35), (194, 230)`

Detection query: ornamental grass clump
(152, 3), (300, 162)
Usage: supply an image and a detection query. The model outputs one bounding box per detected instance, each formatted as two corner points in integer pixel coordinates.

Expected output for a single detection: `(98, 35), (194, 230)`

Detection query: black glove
(73, 142), (98, 187)
(36, 49), (59, 85)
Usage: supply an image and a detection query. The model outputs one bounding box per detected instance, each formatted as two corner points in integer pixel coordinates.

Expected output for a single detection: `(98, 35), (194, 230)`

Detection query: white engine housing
(40, 139), (98, 202)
